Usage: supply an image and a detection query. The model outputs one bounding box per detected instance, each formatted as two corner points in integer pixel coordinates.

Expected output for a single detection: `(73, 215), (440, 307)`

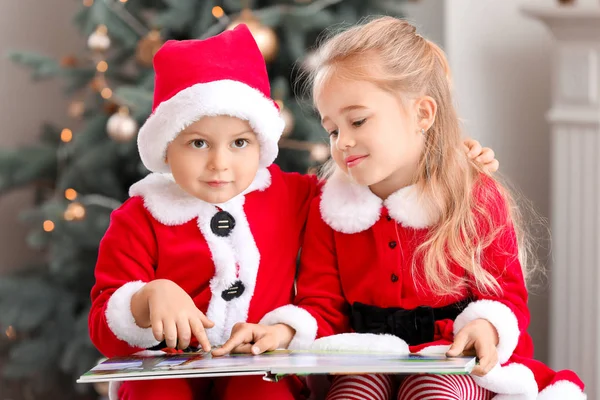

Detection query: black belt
(351, 300), (471, 346)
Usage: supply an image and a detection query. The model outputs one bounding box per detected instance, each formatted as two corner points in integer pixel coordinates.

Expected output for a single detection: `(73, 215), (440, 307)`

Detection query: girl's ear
(415, 95), (437, 131)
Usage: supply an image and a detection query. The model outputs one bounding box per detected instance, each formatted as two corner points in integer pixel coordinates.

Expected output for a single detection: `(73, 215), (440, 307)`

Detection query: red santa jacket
(89, 164), (318, 358)
(261, 170), (585, 400)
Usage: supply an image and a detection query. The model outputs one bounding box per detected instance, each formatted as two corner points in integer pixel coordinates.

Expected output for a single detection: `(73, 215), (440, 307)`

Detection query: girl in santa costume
(89, 22), (497, 400)
(215, 17), (586, 400)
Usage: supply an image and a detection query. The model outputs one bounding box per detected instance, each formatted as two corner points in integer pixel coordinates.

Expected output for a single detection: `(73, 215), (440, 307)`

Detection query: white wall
(446, 0), (554, 363)
(0, 1), (83, 273)
(402, 0), (445, 47)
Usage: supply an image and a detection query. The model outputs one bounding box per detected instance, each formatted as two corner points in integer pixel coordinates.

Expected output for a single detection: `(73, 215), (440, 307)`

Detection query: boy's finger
(252, 336), (278, 355)
(190, 317), (211, 352)
(231, 343), (254, 354)
(199, 312), (215, 328)
(152, 319), (164, 342)
(176, 317), (192, 350)
(163, 319), (178, 349)
(463, 140), (473, 153)
(485, 159), (499, 173)
(467, 141), (482, 158)
(212, 329), (251, 357)
(478, 148), (495, 163)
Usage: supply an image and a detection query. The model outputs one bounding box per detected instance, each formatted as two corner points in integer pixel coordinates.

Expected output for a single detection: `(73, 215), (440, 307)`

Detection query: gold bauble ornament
(136, 29), (163, 67)
(64, 202), (86, 221)
(88, 25), (111, 52)
(280, 107), (294, 137)
(107, 107), (138, 142)
(227, 10), (278, 63)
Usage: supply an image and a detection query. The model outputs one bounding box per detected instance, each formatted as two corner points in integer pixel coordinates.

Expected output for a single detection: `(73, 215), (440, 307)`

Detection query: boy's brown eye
(190, 139), (206, 149)
(232, 139), (249, 148)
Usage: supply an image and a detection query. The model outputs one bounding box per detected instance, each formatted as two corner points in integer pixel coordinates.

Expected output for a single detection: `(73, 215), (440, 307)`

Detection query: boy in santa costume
(88, 25), (315, 400)
(88, 24), (498, 400)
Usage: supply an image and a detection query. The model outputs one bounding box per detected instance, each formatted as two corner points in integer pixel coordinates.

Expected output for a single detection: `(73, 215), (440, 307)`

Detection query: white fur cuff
(309, 333), (410, 355)
(259, 305), (318, 350)
(105, 281), (161, 349)
(454, 300), (520, 364)
(472, 363), (537, 399)
(537, 380), (587, 400)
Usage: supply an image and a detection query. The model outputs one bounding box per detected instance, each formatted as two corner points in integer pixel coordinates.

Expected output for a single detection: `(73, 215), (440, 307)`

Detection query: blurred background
(0, 0), (597, 398)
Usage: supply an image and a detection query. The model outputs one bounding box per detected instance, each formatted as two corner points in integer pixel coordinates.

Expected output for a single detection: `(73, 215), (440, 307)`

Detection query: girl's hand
(446, 318), (499, 376)
(464, 139), (499, 173)
(212, 323), (295, 357)
(131, 279), (214, 351)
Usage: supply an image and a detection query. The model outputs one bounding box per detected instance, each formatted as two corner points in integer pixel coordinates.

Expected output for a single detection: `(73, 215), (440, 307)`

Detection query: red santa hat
(137, 25), (284, 173)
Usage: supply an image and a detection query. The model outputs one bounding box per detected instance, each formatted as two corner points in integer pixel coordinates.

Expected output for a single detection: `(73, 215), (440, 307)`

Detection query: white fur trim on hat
(105, 281), (161, 349)
(453, 300), (520, 364)
(259, 305), (318, 350)
(138, 79), (284, 173)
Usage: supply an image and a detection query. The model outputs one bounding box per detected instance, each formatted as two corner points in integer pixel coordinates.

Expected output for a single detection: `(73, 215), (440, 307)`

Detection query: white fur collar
(319, 170), (437, 234)
(129, 167), (271, 226)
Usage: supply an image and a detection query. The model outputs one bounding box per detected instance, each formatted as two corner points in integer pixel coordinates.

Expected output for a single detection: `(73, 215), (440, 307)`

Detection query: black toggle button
(386, 215), (392, 221)
(221, 280), (246, 301)
(211, 210), (236, 237)
(391, 273), (399, 283)
(389, 241), (397, 249)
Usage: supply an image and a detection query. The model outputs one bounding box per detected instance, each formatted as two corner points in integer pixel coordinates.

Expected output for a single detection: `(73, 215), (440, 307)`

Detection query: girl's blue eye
(352, 118), (366, 127)
(232, 139), (249, 149)
(328, 129), (339, 137)
(190, 139), (206, 149)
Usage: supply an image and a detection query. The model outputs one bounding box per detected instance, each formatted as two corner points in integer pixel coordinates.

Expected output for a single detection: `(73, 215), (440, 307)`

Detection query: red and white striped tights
(325, 373), (493, 400)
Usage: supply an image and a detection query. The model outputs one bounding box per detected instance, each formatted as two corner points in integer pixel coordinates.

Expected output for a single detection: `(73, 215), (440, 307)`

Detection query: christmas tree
(0, 0), (406, 398)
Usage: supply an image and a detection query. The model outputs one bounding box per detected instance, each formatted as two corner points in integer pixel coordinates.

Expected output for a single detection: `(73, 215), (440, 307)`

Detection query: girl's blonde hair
(305, 16), (538, 296)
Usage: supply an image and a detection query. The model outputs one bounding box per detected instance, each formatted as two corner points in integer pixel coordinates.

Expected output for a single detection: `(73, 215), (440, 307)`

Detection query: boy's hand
(464, 139), (499, 173)
(212, 323), (295, 357)
(131, 279), (214, 351)
(446, 318), (499, 377)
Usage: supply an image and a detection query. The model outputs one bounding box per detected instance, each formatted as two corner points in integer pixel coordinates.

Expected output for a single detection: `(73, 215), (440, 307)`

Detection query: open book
(77, 350), (476, 383)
